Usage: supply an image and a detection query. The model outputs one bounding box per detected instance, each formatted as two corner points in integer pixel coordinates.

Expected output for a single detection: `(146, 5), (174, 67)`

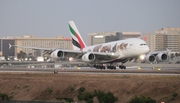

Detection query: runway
(0, 61), (180, 75)
(1, 61), (180, 68)
(0, 66), (180, 76)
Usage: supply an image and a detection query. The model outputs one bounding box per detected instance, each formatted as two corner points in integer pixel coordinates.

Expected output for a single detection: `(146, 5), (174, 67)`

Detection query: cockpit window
(140, 44), (147, 46)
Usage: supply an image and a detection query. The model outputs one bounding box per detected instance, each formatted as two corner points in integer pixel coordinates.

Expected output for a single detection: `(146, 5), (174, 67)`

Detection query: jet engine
(145, 54), (155, 63)
(156, 53), (168, 62)
(50, 50), (64, 58)
(82, 53), (96, 62)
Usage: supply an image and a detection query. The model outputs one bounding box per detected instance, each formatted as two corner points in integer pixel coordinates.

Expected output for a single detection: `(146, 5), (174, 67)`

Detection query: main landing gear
(94, 64), (126, 70)
(93, 64), (105, 69)
(119, 65), (126, 69)
(107, 65), (116, 70)
(94, 64), (116, 70)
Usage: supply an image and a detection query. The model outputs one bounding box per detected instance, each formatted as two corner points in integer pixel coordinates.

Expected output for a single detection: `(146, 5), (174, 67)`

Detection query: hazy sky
(0, 0), (180, 43)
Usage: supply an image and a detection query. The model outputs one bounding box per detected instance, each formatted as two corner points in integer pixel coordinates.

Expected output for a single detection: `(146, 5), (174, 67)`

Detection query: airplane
(9, 21), (150, 69)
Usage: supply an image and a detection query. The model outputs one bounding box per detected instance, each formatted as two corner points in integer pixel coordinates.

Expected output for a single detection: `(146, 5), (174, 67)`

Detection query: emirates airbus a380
(10, 21), (150, 69)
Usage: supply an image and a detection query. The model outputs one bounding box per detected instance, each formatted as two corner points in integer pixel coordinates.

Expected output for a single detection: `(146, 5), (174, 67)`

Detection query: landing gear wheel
(94, 64), (105, 70)
(119, 65), (126, 69)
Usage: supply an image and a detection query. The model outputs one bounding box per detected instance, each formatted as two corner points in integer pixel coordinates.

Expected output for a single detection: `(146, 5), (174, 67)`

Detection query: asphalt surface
(0, 61), (180, 75)
(0, 66), (180, 75)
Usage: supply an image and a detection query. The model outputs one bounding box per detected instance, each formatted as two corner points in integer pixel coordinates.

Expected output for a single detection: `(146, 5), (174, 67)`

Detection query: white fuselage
(82, 38), (149, 63)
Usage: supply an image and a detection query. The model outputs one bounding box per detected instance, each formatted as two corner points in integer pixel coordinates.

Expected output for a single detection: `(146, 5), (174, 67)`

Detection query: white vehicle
(0, 56), (5, 61)
(36, 56), (44, 62)
(9, 21), (149, 69)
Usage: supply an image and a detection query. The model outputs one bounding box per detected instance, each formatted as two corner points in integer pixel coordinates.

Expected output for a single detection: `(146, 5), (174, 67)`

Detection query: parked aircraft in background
(9, 21), (150, 69)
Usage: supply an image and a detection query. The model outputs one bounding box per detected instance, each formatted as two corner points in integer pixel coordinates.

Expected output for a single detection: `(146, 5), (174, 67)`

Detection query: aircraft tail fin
(68, 21), (86, 50)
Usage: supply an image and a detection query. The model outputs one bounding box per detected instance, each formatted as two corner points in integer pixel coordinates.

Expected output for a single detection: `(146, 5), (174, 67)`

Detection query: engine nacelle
(156, 53), (168, 62)
(145, 54), (155, 63)
(82, 53), (96, 62)
(50, 50), (64, 58)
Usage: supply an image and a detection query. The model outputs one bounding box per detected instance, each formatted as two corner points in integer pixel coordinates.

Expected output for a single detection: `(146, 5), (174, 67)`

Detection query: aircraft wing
(9, 44), (82, 58)
(56, 50), (120, 61)
(9, 44), (120, 61)
(148, 49), (170, 55)
(9, 44), (54, 51)
(144, 49), (170, 63)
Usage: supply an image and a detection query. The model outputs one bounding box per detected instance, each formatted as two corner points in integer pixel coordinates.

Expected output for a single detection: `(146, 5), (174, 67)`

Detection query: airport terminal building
(0, 38), (15, 57)
(0, 35), (72, 57)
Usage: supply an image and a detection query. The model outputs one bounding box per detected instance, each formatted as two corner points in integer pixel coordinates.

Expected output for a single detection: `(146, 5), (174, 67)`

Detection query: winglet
(9, 43), (12, 49)
(166, 48), (171, 52)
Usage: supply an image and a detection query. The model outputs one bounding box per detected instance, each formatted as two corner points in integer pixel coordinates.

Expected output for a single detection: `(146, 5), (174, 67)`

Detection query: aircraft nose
(145, 46), (150, 53)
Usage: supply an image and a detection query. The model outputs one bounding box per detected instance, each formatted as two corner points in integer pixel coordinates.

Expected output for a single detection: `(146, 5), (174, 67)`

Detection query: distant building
(142, 28), (180, 52)
(88, 31), (141, 46)
(141, 33), (156, 52)
(88, 32), (121, 46)
(120, 32), (141, 40)
(0, 35), (72, 57)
